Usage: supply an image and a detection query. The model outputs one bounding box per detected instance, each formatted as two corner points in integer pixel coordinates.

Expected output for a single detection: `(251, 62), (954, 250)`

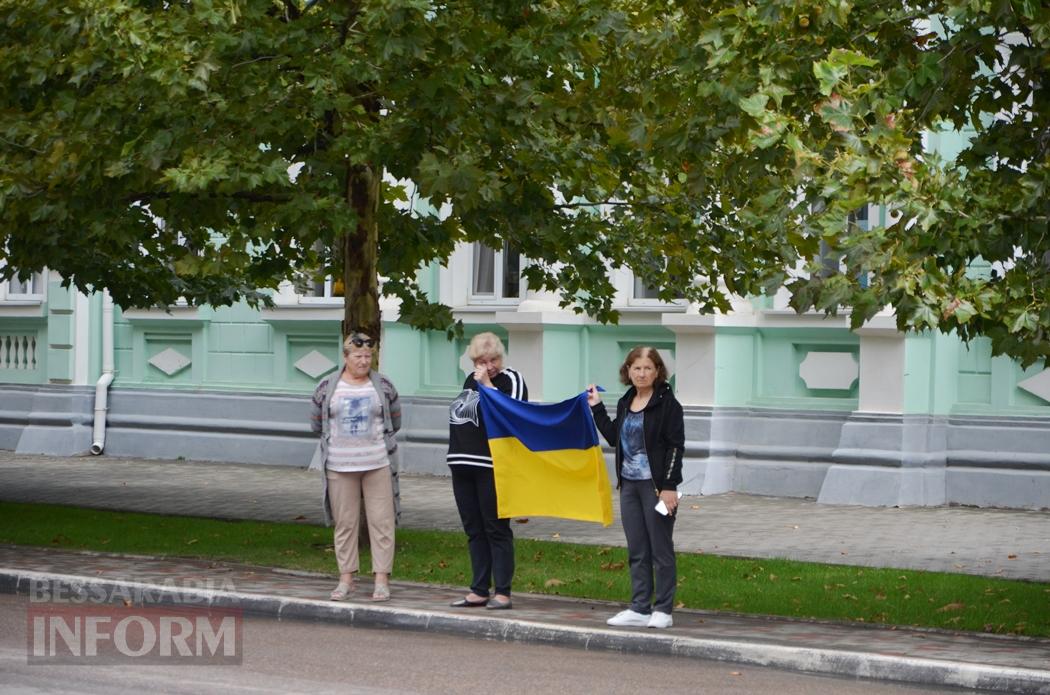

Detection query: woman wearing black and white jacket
(587, 346), (684, 629)
(447, 331), (527, 610)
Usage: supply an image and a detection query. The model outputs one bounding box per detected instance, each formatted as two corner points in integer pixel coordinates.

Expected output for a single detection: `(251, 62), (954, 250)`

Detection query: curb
(3, 568), (1049, 694)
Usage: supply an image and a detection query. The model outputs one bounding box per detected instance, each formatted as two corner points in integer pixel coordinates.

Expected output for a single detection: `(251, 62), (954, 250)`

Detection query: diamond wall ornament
(295, 350), (337, 379)
(798, 351), (859, 391)
(148, 347), (191, 376)
(1017, 368), (1050, 404)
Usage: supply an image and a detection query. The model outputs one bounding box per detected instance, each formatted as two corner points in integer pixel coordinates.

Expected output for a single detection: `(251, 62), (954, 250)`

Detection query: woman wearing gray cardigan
(310, 332), (401, 602)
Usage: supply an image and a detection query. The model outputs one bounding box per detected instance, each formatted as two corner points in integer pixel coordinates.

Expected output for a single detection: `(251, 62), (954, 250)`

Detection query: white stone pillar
(496, 310), (584, 403)
(661, 314), (717, 407)
(855, 315), (905, 413)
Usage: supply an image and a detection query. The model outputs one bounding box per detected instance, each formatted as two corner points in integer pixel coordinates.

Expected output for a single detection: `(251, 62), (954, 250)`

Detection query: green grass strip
(2, 501), (1047, 638)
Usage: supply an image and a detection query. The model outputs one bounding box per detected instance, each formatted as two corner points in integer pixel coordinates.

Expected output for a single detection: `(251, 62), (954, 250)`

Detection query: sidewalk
(2, 452), (1047, 581)
(2, 452), (1050, 693)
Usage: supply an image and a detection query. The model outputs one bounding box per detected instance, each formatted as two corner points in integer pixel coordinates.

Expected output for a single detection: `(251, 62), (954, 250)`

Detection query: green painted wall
(6, 292), (1049, 417)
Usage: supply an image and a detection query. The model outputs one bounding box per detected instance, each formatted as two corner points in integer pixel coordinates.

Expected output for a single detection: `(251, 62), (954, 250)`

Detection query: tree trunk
(343, 163), (382, 550)
(342, 163), (381, 346)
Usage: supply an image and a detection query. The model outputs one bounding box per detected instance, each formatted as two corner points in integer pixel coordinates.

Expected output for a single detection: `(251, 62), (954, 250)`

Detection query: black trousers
(451, 465), (514, 597)
(620, 479), (677, 614)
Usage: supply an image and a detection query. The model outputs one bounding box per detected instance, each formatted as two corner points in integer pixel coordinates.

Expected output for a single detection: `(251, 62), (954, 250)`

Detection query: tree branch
(123, 191), (293, 204)
(230, 55), (279, 70)
(0, 135), (44, 154)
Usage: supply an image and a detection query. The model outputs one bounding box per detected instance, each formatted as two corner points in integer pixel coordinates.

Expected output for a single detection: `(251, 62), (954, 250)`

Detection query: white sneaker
(606, 609), (651, 627)
(647, 611), (673, 629)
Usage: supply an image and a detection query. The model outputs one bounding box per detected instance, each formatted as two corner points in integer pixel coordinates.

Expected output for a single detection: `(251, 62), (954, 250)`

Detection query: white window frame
(468, 241), (521, 305)
(0, 266), (46, 303)
(298, 275), (344, 305)
(627, 273), (687, 308)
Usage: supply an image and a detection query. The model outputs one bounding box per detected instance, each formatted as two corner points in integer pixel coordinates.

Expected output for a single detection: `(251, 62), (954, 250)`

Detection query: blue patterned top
(620, 410), (651, 480)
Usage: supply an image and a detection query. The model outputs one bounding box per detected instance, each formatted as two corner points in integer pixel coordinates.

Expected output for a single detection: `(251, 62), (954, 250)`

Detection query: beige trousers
(327, 466), (395, 574)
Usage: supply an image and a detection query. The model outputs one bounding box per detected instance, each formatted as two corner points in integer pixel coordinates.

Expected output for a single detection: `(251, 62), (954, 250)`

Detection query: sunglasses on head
(349, 337), (375, 348)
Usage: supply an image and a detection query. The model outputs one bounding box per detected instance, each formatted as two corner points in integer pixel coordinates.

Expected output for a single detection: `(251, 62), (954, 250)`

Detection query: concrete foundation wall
(0, 384), (95, 456)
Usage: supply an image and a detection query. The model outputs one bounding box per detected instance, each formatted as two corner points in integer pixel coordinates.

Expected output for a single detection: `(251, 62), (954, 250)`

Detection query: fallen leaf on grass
(186, 538), (198, 545)
(600, 561), (625, 571)
(936, 602), (965, 612)
(545, 578), (564, 588)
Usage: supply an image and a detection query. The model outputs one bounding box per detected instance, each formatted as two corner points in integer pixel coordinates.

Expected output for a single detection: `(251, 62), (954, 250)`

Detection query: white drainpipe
(90, 290), (115, 455)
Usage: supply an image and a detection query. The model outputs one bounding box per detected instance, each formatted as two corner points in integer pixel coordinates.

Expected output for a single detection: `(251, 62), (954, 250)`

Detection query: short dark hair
(619, 346), (669, 386)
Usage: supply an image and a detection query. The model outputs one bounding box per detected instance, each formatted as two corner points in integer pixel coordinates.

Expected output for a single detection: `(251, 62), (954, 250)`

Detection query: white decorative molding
(294, 350), (338, 379)
(1017, 369), (1050, 404)
(148, 348), (191, 376)
(122, 305), (201, 321)
(798, 352), (859, 391)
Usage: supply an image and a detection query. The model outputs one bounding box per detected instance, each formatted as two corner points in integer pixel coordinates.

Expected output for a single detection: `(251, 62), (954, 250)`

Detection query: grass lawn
(2, 501), (1047, 638)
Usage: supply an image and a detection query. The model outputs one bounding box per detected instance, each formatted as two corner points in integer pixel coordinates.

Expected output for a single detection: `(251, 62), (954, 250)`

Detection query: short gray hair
(467, 332), (505, 361)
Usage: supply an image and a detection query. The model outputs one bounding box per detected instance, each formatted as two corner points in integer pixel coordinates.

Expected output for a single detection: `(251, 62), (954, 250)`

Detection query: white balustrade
(0, 334), (37, 370)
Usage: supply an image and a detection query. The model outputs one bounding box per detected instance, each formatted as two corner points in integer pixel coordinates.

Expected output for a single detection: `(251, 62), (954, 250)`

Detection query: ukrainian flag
(477, 387), (613, 526)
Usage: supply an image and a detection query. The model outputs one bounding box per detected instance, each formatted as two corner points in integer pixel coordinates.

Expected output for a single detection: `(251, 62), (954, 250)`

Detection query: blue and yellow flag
(477, 387), (613, 526)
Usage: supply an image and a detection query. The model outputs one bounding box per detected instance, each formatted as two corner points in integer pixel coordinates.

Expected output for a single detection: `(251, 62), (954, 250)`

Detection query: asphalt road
(0, 594), (966, 695)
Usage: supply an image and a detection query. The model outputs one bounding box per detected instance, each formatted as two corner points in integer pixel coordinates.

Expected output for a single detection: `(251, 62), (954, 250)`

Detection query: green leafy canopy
(2, 0), (1048, 365)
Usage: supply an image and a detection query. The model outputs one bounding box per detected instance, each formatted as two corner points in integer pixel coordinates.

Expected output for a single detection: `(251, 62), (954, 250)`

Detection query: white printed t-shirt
(326, 379), (390, 473)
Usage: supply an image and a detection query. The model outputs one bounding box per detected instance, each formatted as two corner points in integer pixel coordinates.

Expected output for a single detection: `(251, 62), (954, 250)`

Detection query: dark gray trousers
(451, 465), (514, 597)
(619, 479), (677, 614)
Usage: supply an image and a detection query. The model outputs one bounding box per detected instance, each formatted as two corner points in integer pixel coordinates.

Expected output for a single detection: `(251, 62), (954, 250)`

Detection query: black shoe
(486, 598), (512, 610)
(450, 596), (489, 607)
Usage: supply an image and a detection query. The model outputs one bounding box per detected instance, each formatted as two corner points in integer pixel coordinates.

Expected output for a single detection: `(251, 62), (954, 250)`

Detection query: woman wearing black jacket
(587, 346), (684, 629)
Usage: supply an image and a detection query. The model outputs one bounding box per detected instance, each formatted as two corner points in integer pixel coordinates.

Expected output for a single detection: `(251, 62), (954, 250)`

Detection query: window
(293, 273), (345, 304)
(310, 276), (344, 299)
(625, 275), (684, 304)
(816, 204), (876, 288)
(471, 241), (520, 302)
(1, 268), (45, 301)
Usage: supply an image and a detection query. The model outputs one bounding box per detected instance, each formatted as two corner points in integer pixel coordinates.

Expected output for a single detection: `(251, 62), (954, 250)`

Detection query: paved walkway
(1, 452), (1047, 581)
